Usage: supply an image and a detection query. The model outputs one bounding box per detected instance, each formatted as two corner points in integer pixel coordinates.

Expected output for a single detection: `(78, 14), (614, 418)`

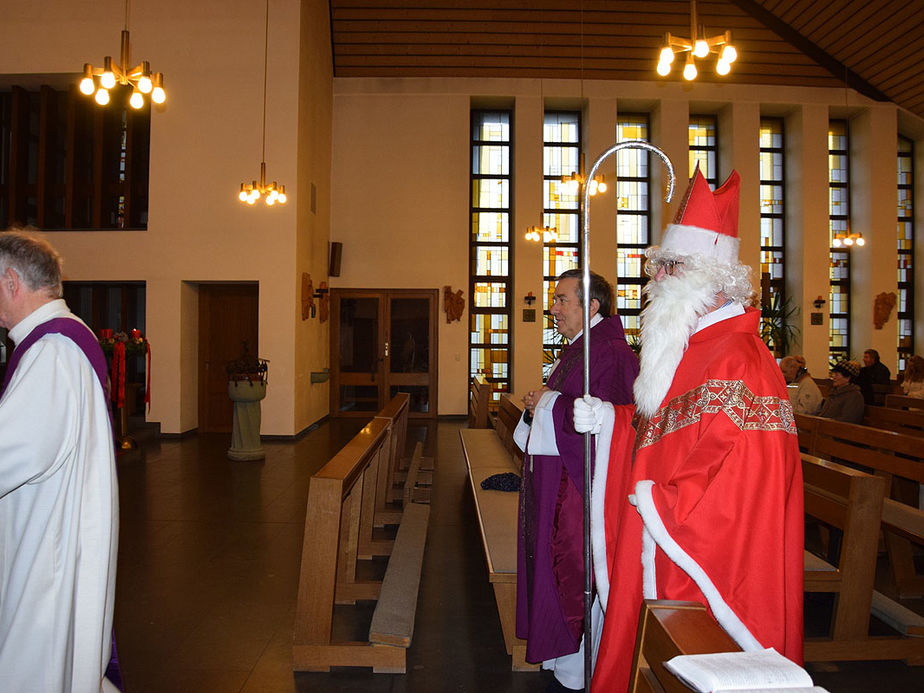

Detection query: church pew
(795, 413), (924, 598)
(628, 600), (741, 693)
(469, 374), (491, 429)
(375, 392), (410, 510)
(292, 403), (430, 674)
(802, 453), (924, 662)
(492, 393), (526, 472)
(863, 404), (924, 437)
(459, 419), (536, 671)
(885, 393), (924, 411)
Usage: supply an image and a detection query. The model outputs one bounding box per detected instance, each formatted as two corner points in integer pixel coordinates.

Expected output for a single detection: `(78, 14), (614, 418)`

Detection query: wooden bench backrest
(802, 454), (885, 641)
(629, 600), (740, 693)
(494, 394), (524, 460)
(374, 392), (410, 509)
(294, 417), (390, 647)
(794, 414), (924, 484)
(863, 404), (924, 437)
(884, 393), (924, 411)
(469, 374), (491, 429)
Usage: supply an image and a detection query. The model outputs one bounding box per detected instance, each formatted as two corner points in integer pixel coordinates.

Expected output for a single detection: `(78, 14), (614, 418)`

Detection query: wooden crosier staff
(581, 141), (675, 688)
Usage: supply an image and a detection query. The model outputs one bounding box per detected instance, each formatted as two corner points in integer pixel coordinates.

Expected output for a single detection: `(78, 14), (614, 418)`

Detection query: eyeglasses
(652, 259), (685, 276)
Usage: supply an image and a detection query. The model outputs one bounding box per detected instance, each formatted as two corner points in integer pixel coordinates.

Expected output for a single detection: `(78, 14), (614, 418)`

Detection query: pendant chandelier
(832, 229), (865, 247)
(238, 0), (287, 206)
(78, 0), (165, 109)
(656, 0), (737, 80)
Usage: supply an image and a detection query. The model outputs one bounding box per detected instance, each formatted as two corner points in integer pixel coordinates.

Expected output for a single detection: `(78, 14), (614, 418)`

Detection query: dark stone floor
(113, 418), (924, 692)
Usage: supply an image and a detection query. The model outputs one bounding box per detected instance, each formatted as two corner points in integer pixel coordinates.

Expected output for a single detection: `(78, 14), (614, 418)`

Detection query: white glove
(573, 394), (608, 434)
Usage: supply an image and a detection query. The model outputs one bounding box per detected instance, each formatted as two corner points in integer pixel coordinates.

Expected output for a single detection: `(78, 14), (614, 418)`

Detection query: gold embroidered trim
(636, 379), (797, 450)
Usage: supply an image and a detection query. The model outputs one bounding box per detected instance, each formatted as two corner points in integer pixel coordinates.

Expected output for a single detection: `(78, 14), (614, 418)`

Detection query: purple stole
(1, 317), (109, 402)
(0, 316), (124, 691)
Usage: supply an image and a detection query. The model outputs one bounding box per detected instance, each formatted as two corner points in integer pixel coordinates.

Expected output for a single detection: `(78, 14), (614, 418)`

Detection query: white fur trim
(661, 224), (740, 265)
(589, 402), (615, 610)
(633, 480), (764, 652)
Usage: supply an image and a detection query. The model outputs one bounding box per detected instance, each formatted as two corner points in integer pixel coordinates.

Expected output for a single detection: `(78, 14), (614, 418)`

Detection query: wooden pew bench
(459, 409), (535, 671)
(293, 396), (430, 674)
(469, 374), (491, 429)
(885, 393), (924, 411)
(795, 413), (924, 599)
(802, 453), (924, 663)
(629, 600), (741, 693)
(863, 404), (924, 437)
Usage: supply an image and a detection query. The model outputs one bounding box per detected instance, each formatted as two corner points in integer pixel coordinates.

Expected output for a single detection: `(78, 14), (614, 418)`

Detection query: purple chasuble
(515, 315), (638, 663)
(0, 316), (124, 691)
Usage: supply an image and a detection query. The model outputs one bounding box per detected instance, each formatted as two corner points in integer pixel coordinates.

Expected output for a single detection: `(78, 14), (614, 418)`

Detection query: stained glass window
(470, 111), (512, 404)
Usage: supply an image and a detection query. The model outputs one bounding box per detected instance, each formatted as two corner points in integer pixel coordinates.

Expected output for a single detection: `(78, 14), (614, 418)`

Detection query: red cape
(593, 308), (803, 691)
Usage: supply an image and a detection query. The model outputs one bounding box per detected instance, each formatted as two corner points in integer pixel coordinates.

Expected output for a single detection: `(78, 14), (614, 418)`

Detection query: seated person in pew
(574, 170), (804, 693)
(858, 348), (891, 404)
(818, 360), (865, 424)
(515, 269), (638, 692)
(780, 355), (822, 415)
(901, 354), (924, 399)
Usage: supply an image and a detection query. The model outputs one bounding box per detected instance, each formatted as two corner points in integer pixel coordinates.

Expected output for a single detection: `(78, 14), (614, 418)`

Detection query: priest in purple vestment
(515, 269), (638, 691)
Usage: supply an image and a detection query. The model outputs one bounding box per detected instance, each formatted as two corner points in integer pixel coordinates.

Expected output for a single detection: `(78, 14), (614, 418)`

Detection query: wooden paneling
(329, 0), (924, 119)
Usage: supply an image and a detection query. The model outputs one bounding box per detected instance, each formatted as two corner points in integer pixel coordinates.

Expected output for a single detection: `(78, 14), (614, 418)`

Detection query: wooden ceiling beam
(728, 0), (891, 102)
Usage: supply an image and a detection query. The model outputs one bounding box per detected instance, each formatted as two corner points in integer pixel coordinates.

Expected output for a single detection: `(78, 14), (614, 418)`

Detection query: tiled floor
(114, 418), (924, 692)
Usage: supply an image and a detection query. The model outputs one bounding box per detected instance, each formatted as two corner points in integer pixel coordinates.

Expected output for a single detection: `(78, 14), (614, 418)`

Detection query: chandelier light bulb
(137, 74), (153, 94)
(238, 188), (249, 202)
(100, 57), (116, 90)
(79, 64), (95, 95)
(129, 90), (144, 109)
(597, 178), (607, 193)
(693, 39), (709, 58)
(151, 74), (166, 104)
(844, 236), (854, 246)
(657, 60), (672, 77)
(683, 59), (697, 81)
(588, 179), (598, 196)
(95, 88), (110, 106)
(716, 59), (731, 76)
(721, 44), (737, 63)
(832, 237), (842, 247)
(659, 46), (674, 65)
(278, 192), (287, 204)
(856, 236), (866, 246)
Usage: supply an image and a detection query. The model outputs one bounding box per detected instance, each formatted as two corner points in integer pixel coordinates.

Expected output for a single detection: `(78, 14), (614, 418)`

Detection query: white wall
(1, 0), (330, 435)
(332, 77), (923, 409)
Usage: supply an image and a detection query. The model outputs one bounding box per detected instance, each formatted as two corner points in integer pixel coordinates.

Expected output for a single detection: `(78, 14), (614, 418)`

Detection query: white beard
(634, 270), (718, 417)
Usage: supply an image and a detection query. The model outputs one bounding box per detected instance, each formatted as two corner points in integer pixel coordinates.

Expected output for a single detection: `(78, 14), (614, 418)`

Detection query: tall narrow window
(0, 85), (150, 230)
(898, 135), (915, 372)
(541, 111), (581, 380)
(828, 120), (851, 362)
(615, 114), (650, 344)
(689, 115), (718, 188)
(760, 118), (786, 351)
(470, 110), (513, 405)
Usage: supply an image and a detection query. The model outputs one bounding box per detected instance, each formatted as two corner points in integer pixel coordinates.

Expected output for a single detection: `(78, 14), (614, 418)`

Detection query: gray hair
(0, 230), (63, 298)
(557, 268), (615, 317)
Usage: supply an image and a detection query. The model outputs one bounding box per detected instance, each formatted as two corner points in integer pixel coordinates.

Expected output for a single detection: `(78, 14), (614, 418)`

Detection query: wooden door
(331, 289), (437, 418)
(198, 283), (259, 433)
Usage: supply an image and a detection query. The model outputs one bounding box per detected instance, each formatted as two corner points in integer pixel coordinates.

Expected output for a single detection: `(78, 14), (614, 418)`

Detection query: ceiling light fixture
(79, 0), (165, 109)
(656, 0), (737, 80)
(525, 225), (558, 243)
(238, 0), (287, 206)
(832, 230), (865, 248)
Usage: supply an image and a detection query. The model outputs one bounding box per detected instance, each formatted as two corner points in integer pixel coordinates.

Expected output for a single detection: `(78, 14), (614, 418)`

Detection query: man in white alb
(0, 231), (119, 692)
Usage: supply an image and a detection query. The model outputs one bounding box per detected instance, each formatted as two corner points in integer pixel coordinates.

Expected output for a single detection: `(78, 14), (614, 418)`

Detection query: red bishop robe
(592, 307), (803, 692)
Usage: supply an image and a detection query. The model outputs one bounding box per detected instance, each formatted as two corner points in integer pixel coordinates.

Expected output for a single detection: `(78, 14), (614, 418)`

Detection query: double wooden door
(330, 289), (437, 418)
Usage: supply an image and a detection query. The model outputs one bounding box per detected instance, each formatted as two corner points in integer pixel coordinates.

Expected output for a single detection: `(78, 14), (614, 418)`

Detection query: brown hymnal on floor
(663, 648), (830, 693)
